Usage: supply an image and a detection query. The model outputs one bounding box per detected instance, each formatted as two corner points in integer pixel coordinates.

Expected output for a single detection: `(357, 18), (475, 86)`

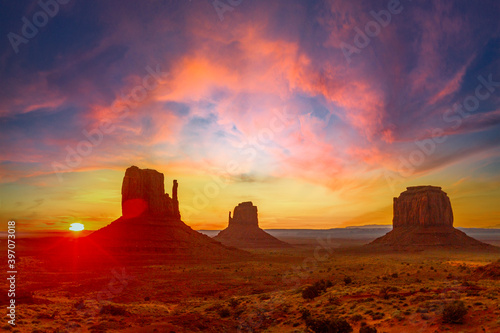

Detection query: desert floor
(1, 237), (500, 333)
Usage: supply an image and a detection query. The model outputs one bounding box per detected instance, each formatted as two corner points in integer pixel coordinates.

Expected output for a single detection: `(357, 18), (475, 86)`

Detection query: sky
(0, 0), (499, 232)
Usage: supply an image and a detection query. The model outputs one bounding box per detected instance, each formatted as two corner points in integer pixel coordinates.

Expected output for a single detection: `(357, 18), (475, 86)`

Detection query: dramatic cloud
(0, 0), (499, 229)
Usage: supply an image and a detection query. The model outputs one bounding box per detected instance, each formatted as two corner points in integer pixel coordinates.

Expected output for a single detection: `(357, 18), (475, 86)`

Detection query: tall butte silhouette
(83, 166), (246, 259)
(369, 186), (495, 250)
(214, 201), (290, 248)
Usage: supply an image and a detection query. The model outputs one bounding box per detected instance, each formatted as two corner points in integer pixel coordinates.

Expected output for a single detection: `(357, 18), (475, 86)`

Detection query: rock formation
(369, 186), (494, 250)
(228, 201), (259, 228)
(392, 186), (453, 228)
(121, 166), (180, 219)
(83, 166), (245, 259)
(214, 202), (290, 249)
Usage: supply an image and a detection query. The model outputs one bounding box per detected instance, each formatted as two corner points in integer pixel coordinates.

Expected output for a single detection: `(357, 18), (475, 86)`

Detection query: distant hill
(345, 224), (392, 229)
(199, 226), (500, 242)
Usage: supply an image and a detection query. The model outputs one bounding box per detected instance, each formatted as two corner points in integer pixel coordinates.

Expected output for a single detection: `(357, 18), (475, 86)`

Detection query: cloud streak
(0, 0), (499, 229)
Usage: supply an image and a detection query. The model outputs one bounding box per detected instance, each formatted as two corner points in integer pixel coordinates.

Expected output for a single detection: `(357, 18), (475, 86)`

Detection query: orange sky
(0, 1), (499, 231)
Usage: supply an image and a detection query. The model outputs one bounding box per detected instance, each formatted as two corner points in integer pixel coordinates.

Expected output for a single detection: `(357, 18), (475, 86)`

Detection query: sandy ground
(0, 236), (499, 332)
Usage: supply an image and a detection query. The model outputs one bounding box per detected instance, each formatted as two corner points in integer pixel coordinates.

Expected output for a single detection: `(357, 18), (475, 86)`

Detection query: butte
(214, 201), (290, 249)
(79, 166), (246, 260)
(369, 186), (496, 250)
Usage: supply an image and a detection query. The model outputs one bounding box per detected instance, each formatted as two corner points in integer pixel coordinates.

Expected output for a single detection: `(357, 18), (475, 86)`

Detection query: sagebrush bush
(74, 299), (85, 310)
(442, 300), (467, 324)
(328, 295), (342, 305)
(359, 322), (377, 333)
(218, 308), (231, 318)
(300, 308), (311, 320)
(350, 314), (363, 322)
(99, 304), (128, 316)
(302, 279), (333, 300)
(228, 297), (240, 308)
(305, 316), (353, 333)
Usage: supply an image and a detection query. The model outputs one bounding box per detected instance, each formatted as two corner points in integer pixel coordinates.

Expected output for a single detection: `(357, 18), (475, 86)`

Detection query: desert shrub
(466, 290), (480, 297)
(416, 307), (428, 313)
(35, 312), (56, 319)
(359, 322), (377, 333)
(322, 279), (334, 288)
(379, 287), (390, 299)
(228, 297), (240, 308)
(391, 273), (398, 278)
(205, 303), (223, 312)
(392, 310), (403, 321)
(300, 308), (311, 320)
(89, 321), (123, 331)
(328, 295), (342, 305)
(370, 312), (384, 320)
(99, 304), (128, 316)
(305, 316), (353, 333)
(303, 286), (320, 300)
(302, 280), (333, 300)
(442, 300), (467, 324)
(421, 313), (431, 320)
(218, 308), (231, 318)
(351, 314), (363, 322)
(74, 299), (86, 310)
(344, 276), (352, 285)
(461, 280), (472, 287)
(279, 302), (291, 314)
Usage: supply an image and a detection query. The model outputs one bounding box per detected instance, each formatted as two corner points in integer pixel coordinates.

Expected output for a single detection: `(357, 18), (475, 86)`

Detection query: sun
(69, 223), (85, 231)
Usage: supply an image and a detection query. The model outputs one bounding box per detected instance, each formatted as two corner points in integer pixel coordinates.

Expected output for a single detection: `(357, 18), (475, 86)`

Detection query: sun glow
(69, 223), (85, 231)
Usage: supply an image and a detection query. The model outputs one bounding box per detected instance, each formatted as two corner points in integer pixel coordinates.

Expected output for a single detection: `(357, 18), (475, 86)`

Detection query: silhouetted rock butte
(121, 166), (180, 219)
(83, 166), (246, 258)
(370, 186), (495, 250)
(393, 186), (453, 228)
(214, 202), (290, 249)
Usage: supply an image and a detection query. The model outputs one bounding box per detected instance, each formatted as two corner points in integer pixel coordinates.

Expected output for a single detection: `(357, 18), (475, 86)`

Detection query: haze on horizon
(0, 0), (499, 232)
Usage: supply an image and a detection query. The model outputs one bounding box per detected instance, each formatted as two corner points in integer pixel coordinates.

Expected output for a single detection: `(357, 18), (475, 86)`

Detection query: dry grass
(1, 247), (499, 332)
